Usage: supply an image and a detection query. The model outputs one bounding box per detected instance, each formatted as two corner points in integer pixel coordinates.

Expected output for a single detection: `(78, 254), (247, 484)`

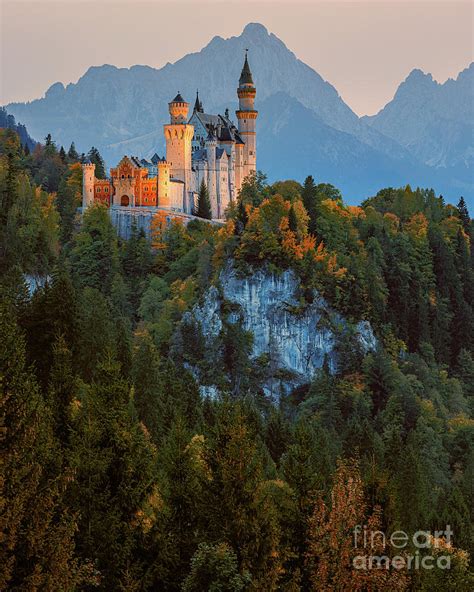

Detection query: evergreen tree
(67, 141), (79, 161)
(0, 302), (79, 590)
(301, 175), (317, 232)
(70, 203), (119, 294)
(68, 357), (157, 590)
(44, 133), (57, 156)
(87, 146), (106, 179)
(182, 543), (251, 592)
(148, 416), (206, 590)
(288, 204), (298, 233)
(76, 287), (115, 381)
(281, 419), (335, 587)
(196, 179), (212, 219)
(457, 196), (471, 233)
(59, 145), (67, 161)
(56, 175), (78, 244)
(205, 402), (283, 588)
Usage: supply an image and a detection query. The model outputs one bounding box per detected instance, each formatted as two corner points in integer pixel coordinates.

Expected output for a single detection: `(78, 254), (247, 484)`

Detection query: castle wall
(94, 179), (112, 205)
(169, 180), (185, 212)
(157, 162), (171, 208)
(216, 154), (230, 219)
(109, 207), (220, 240)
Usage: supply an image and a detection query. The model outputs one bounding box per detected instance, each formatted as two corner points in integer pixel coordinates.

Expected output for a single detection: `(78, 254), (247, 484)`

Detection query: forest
(1, 126), (473, 591)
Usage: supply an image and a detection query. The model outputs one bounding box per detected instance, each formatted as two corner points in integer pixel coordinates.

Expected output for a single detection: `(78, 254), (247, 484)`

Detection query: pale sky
(1, 0), (473, 116)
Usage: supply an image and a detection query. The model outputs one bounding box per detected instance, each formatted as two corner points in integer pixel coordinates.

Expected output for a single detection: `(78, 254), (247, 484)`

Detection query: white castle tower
(82, 162), (96, 209)
(164, 93), (194, 208)
(236, 51), (258, 183)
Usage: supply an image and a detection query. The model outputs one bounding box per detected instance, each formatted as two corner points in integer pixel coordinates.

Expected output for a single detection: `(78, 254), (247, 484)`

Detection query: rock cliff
(182, 265), (376, 397)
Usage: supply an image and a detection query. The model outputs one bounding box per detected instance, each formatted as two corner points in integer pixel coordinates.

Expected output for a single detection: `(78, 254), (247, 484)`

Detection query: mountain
(4, 23), (473, 204)
(363, 64), (474, 197)
(0, 107), (36, 150)
(257, 92), (446, 200)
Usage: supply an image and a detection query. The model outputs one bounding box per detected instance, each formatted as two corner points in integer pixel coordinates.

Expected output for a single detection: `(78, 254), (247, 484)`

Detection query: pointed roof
(239, 50), (254, 86)
(171, 91), (185, 103)
(193, 90), (204, 113)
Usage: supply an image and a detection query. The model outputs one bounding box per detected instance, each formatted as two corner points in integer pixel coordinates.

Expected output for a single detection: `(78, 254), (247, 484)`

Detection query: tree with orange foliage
(238, 194), (316, 267)
(150, 210), (169, 252)
(305, 459), (409, 592)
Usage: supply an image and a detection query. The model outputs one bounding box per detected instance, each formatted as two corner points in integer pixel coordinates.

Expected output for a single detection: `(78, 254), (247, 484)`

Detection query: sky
(1, 0), (473, 116)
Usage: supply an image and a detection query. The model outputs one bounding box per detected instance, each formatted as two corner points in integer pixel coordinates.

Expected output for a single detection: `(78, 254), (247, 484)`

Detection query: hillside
(1, 125), (474, 589)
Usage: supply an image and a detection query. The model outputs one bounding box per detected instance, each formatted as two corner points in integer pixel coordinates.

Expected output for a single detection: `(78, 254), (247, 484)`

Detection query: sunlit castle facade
(82, 53), (257, 220)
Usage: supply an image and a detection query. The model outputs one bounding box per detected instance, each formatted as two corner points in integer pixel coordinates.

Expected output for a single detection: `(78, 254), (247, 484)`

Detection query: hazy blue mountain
(5, 23), (473, 205)
(364, 64), (474, 169)
(258, 93), (461, 201)
(0, 107), (36, 150)
(363, 65), (474, 203)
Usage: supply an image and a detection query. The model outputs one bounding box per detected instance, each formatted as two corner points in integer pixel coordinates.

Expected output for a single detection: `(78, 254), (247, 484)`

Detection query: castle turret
(82, 161), (96, 209)
(168, 92), (189, 124)
(236, 50), (257, 187)
(164, 92), (194, 211)
(157, 158), (171, 209)
(205, 127), (218, 218)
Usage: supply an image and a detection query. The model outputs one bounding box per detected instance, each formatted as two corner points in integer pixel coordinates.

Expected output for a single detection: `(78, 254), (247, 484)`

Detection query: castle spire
(193, 89), (203, 113)
(239, 49), (254, 86)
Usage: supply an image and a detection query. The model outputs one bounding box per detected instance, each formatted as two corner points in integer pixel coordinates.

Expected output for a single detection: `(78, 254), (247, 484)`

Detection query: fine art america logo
(353, 525), (453, 571)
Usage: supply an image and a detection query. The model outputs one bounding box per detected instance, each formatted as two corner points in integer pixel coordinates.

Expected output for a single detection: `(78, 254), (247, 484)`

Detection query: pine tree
(196, 179), (212, 219)
(288, 204), (298, 233)
(67, 141), (79, 161)
(148, 415), (206, 589)
(76, 287), (116, 381)
(281, 419), (335, 588)
(132, 333), (163, 442)
(68, 356), (157, 590)
(59, 145), (67, 161)
(301, 175), (317, 232)
(87, 146), (106, 179)
(182, 543), (251, 592)
(457, 196), (471, 233)
(56, 175), (78, 244)
(205, 402), (283, 589)
(235, 198), (248, 234)
(0, 301), (79, 590)
(70, 203), (120, 293)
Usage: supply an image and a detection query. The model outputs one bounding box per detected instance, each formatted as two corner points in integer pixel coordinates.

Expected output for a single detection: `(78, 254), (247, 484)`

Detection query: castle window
(105, 187), (109, 192)
(96, 187), (101, 192)
(121, 175), (125, 179)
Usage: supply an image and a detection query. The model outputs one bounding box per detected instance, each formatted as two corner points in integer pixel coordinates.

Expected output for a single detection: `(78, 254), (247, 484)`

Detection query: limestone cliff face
(184, 265), (376, 396)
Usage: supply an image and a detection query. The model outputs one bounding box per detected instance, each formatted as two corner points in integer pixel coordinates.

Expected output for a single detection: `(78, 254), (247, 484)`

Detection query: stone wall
(108, 206), (220, 239)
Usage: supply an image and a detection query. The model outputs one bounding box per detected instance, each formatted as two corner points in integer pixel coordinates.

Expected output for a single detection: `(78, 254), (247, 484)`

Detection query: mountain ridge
(4, 23), (473, 204)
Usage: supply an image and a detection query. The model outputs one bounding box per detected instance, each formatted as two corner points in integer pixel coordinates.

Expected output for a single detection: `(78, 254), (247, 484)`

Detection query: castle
(82, 53), (257, 220)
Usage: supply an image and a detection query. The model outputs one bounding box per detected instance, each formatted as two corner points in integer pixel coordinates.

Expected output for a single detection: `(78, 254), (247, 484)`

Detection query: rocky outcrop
(183, 265), (376, 397)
